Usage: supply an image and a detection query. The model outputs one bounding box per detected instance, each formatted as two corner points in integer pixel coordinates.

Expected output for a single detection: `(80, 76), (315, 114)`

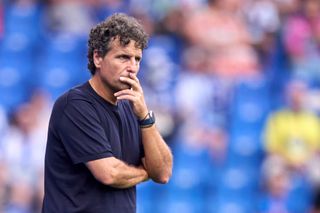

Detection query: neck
(89, 75), (117, 105)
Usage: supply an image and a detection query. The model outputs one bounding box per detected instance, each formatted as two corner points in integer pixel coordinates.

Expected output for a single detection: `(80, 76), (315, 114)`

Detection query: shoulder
(54, 83), (92, 108)
(51, 83), (97, 121)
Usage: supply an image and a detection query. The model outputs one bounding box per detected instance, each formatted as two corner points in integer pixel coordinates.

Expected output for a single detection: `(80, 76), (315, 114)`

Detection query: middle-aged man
(42, 13), (173, 213)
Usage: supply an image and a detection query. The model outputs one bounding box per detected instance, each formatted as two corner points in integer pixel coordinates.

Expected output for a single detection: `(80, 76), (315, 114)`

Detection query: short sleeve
(58, 99), (113, 164)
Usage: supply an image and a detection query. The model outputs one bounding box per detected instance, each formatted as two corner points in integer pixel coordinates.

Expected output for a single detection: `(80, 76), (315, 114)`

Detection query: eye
(135, 57), (141, 63)
(118, 55), (130, 60)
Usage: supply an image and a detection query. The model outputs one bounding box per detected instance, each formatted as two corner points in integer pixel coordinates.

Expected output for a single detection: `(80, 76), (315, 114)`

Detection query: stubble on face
(99, 38), (141, 94)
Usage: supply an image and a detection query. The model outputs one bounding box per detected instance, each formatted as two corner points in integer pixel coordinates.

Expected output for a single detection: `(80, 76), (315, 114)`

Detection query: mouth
(119, 81), (131, 89)
(119, 74), (131, 86)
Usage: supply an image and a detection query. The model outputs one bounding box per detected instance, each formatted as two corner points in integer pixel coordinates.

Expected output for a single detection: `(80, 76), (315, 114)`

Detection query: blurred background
(1, 0), (320, 212)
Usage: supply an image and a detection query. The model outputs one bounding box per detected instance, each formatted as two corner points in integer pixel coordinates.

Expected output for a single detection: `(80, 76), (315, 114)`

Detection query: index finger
(129, 73), (140, 82)
(129, 73), (142, 91)
(119, 74), (141, 92)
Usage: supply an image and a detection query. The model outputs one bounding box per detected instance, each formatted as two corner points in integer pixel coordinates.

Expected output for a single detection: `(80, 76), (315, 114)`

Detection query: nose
(127, 58), (139, 73)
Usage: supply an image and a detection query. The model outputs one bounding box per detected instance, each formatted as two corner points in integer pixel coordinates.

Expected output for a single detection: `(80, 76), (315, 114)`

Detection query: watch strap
(139, 111), (155, 128)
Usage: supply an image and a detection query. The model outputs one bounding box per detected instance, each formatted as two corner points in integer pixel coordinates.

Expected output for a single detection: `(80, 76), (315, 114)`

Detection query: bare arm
(114, 73), (173, 184)
(141, 125), (173, 184)
(86, 157), (148, 188)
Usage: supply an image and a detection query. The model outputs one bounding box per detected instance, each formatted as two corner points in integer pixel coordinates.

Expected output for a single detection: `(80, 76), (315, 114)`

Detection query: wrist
(139, 111), (155, 128)
(139, 111), (149, 120)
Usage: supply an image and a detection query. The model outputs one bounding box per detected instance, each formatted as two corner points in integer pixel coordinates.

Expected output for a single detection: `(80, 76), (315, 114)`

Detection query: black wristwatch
(139, 111), (155, 128)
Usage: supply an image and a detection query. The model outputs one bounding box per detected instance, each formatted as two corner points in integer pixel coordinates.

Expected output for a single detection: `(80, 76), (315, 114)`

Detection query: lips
(119, 80), (131, 89)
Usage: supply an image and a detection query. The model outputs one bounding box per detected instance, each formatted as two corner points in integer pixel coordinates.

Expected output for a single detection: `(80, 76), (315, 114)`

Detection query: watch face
(139, 111), (155, 126)
(150, 111), (155, 121)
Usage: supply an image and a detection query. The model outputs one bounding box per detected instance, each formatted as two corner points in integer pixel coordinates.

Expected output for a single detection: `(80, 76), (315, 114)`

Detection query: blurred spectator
(242, 0), (280, 68)
(89, 0), (129, 22)
(259, 155), (312, 213)
(174, 66), (230, 163)
(0, 91), (51, 213)
(282, 0), (320, 85)
(264, 79), (320, 170)
(265, 80), (320, 169)
(244, 0), (280, 45)
(128, 0), (184, 21)
(259, 156), (292, 213)
(44, 0), (95, 37)
(263, 78), (320, 212)
(182, 0), (259, 78)
(274, 0), (302, 19)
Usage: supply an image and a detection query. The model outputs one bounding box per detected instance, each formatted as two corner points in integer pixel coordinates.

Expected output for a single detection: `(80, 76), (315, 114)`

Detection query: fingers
(114, 89), (138, 99)
(114, 89), (144, 106)
(115, 73), (148, 118)
(119, 73), (141, 92)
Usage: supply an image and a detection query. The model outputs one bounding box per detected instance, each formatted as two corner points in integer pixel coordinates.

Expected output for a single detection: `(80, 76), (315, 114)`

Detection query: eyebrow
(116, 51), (142, 58)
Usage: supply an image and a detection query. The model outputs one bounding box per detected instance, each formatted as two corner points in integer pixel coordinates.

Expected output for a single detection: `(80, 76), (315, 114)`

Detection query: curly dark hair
(87, 13), (149, 75)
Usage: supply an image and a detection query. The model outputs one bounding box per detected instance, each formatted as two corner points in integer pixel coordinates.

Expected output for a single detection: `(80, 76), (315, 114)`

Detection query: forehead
(108, 38), (142, 56)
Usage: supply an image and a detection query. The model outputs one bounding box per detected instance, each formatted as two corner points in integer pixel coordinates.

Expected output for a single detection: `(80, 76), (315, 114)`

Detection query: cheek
(110, 61), (125, 72)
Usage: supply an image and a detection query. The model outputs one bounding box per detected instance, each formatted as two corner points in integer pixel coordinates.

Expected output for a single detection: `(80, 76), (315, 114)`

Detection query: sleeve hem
(73, 151), (114, 164)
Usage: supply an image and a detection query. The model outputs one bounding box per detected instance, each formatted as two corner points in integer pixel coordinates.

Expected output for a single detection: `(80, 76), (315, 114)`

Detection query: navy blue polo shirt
(42, 82), (144, 213)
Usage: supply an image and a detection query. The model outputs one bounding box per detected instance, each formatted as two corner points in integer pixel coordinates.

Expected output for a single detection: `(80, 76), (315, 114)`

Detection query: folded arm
(114, 73), (173, 184)
(141, 125), (173, 184)
(86, 157), (148, 188)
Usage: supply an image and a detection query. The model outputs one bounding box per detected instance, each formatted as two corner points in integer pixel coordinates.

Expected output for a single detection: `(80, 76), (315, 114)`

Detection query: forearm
(86, 157), (148, 188)
(113, 74), (173, 183)
(141, 125), (173, 183)
(109, 161), (148, 188)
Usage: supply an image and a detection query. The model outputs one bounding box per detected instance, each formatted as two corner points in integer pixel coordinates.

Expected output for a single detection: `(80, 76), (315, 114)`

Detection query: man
(264, 79), (320, 169)
(42, 13), (173, 213)
(263, 79), (320, 212)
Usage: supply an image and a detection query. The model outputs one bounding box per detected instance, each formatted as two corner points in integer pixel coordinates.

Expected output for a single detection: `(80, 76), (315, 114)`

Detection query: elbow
(152, 171), (172, 184)
(156, 176), (170, 184)
(149, 162), (173, 184)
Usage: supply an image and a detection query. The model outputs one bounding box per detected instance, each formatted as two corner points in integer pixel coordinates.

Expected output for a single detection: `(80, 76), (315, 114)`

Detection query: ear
(93, 50), (103, 69)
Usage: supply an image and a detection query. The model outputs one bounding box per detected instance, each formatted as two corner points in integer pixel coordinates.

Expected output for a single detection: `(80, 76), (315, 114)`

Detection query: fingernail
(120, 77), (124, 80)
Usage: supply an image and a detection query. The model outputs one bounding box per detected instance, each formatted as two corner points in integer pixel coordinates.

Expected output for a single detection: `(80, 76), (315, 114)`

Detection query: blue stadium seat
(0, 65), (29, 111)
(209, 194), (257, 213)
(4, 3), (42, 43)
(159, 141), (212, 213)
(228, 130), (264, 168)
(137, 181), (155, 213)
(230, 77), (270, 132)
(160, 197), (205, 213)
(148, 35), (183, 64)
(35, 35), (89, 100)
(217, 166), (258, 196)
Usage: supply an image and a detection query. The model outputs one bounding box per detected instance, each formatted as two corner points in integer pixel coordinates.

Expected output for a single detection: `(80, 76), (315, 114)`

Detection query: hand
(138, 164), (149, 182)
(114, 73), (148, 119)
